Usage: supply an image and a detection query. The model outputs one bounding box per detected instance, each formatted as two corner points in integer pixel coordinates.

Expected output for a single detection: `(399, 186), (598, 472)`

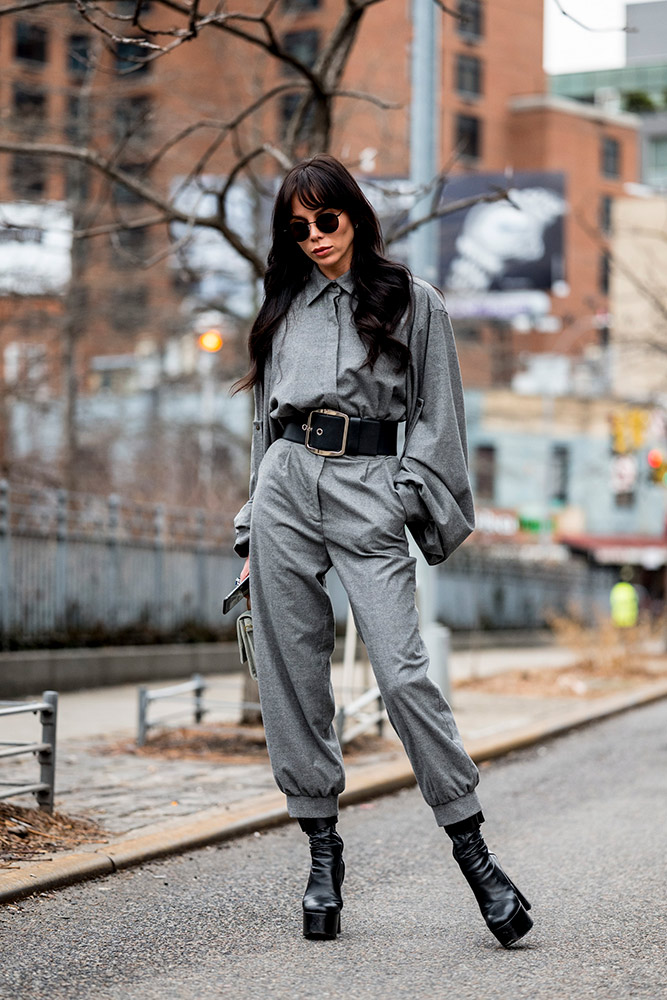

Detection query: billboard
(439, 171), (566, 320)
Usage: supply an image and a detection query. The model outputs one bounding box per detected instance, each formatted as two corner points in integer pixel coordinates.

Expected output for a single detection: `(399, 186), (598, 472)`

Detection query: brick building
(0, 0), (643, 493)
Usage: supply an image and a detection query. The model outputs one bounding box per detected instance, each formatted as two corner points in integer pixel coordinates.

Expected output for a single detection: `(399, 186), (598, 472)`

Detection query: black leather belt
(281, 408), (400, 457)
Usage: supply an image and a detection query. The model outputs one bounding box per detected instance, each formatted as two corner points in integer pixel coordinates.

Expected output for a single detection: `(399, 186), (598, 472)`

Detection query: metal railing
(137, 674), (261, 745)
(0, 479), (236, 647)
(0, 691), (58, 812)
(335, 687), (385, 745)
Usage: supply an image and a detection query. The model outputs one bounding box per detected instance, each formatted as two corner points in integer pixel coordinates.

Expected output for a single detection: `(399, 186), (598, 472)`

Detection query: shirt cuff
(233, 528), (250, 559)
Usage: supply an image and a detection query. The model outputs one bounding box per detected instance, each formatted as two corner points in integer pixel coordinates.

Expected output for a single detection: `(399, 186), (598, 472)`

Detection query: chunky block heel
(447, 825), (534, 948)
(299, 817), (344, 942)
(493, 903), (534, 948)
(303, 909), (341, 940)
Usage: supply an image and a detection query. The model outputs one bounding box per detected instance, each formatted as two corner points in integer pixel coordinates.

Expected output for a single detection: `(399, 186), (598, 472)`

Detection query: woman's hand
(240, 555), (250, 610)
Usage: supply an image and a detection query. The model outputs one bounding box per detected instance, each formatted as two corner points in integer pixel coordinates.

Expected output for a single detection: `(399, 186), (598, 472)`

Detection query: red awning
(558, 534), (667, 569)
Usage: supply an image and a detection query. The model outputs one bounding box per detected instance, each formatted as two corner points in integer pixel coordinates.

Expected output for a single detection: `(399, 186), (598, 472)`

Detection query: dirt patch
(95, 722), (396, 764)
(456, 656), (667, 699)
(0, 801), (108, 865)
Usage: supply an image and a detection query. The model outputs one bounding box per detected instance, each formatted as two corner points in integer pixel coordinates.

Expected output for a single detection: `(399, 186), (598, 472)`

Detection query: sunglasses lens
(289, 221), (310, 242)
(316, 212), (340, 234)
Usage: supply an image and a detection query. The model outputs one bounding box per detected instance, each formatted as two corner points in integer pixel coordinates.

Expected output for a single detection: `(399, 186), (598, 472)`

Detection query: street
(1, 700), (665, 1000)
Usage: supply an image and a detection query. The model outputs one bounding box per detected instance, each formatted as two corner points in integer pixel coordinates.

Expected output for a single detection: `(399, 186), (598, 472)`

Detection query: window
(457, 0), (484, 40)
(112, 163), (149, 205)
(280, 93), (315, 141)
(65, 161), (90, 203)
(115, 40), (150, 75)
(11, 153), (46, 201)
(111, 227), (149, 268)
(474, 444), (496, 501)
(601, 136), (620, 178)
(65, 95), (88, 142)
(282, 0), (320, 10)
(455, 113), (482, 159)
(15, 22), (48, 63)
(549, 445), (569, 505)
(599, 252), (611, 295)
(3, 343), (48, 388)
(281, 29), (319, 74)
(67, 35), (91, 77)
(116, 0), (152, 12)
(599, 195), (613, 235)
(13, 85), (46, 133)
(113, 95), (152, 141)
(110, 286), (149, 333)
(456, 54), (482, 97)
(646, 137), (667, 186)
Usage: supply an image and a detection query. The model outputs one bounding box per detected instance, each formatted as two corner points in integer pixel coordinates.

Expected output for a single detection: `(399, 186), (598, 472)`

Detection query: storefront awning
(558, 534), (667, 569)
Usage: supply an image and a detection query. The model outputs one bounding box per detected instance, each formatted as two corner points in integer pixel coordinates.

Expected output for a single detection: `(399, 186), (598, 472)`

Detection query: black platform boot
(298, 816), (345, 940)
(445, 814), (533, 948)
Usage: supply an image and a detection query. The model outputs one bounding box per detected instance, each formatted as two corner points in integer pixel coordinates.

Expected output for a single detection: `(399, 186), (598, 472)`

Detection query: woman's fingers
(240, 555), (250, 582)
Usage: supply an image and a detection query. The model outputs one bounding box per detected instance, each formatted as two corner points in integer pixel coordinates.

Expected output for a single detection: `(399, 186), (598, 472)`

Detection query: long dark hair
(230, 154), (413, 395)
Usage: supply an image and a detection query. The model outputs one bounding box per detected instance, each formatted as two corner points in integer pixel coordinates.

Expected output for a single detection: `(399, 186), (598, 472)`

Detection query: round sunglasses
(287, 210), (344, 243)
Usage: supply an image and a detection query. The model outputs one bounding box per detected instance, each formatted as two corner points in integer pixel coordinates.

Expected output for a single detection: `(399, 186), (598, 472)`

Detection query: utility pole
(409, 0), (451, 700)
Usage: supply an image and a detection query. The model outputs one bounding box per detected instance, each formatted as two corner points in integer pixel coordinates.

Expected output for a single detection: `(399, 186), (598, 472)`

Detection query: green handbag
(236, 610), (257, 680)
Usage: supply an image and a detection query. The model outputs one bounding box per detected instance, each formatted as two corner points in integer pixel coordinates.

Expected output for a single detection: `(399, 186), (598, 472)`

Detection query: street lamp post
(197, 329), (223, 504)
(408, 0), (451, 700)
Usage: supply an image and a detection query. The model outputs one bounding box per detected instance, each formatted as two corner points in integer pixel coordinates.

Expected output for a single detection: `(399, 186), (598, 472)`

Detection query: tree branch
(386, 188), (512, 244)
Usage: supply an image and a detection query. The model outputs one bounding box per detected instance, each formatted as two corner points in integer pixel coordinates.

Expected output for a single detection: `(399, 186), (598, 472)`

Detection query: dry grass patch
(0, 801), (108, 865)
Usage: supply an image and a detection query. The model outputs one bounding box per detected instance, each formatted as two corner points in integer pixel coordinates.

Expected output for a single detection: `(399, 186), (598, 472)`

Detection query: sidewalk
(2, 643), (667, 902)
(1, 644), (581, 833)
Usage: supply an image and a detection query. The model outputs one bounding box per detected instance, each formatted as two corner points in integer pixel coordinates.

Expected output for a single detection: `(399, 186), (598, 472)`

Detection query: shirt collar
(305, 266), (355, 305)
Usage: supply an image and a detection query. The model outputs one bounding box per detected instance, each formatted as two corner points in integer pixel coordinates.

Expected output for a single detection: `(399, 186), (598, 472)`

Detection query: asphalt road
(2, 701), (666, 1000)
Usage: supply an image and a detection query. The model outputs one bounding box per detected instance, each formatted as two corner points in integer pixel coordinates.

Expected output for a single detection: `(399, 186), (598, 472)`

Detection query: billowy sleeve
(392, 284), (475, 565)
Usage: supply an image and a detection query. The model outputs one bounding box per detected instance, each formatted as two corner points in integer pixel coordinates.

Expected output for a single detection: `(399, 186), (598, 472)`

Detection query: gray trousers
(248, 435), (482, 827)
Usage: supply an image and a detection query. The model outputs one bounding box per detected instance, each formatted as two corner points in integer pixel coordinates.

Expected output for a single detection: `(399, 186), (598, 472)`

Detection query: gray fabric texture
(232, 267), (475, 566)
(232, 265), (482, 826)
(248, 434), (482, 825)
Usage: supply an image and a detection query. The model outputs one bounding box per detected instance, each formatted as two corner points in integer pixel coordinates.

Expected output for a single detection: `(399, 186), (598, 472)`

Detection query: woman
(230, 154), (533, 948)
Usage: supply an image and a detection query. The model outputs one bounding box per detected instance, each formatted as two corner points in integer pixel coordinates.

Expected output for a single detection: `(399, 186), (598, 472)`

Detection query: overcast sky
(543, 0), (665, 73)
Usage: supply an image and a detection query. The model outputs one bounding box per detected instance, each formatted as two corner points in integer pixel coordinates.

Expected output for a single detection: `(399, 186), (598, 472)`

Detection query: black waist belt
(281, 408), (400, 457)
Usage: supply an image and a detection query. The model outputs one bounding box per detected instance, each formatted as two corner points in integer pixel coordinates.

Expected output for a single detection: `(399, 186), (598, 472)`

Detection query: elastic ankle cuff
(432, 790), (484, 827)
(286, 794), (339, 819)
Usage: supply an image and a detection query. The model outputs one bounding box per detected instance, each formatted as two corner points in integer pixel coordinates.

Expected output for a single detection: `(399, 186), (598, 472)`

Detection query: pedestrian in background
(229, 154), (532, 948)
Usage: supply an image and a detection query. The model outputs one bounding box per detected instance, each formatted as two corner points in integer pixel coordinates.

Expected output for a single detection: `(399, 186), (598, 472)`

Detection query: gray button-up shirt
(233, 266), (475, 565)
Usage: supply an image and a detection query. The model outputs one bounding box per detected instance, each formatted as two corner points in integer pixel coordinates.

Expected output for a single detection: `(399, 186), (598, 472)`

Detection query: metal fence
(0, 480), (236, 647)
(0, 691), (58, 811)
(1, 479), (617, 648)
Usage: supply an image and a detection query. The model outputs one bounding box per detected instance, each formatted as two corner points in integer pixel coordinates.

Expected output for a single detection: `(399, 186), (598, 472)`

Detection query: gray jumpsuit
(233, 266), (482, 826)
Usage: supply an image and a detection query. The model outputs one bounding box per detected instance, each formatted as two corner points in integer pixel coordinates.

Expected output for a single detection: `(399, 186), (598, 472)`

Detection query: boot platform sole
(492, 902), (534, 948)
(303, 910), (341, 940)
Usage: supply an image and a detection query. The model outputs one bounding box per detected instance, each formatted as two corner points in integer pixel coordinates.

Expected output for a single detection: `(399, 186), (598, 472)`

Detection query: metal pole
(0, 479), (10, 650)
(37, 690), (58, 812)
(153, 503), (164, 630)
(138, 685), (148, 746)
(107, 493), (120, 630)
(409, 0), (446, 693)
(55, 488), (68, 631)
(193, 673), (205, 725)
(409, 0), (441, 286)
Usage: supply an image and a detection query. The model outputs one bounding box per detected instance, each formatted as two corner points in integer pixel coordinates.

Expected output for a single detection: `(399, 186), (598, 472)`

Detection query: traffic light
(647, 448), (667, 485)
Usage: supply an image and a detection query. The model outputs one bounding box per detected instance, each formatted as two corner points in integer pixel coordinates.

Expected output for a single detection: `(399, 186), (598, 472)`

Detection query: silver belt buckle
(304, 408), (350, 457)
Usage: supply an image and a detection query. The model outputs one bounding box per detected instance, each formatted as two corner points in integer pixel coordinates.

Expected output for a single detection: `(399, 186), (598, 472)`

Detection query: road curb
(2, 678), (667, 904)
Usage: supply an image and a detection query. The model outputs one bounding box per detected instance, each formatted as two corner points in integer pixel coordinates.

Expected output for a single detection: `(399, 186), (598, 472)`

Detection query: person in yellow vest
(610, 571), (639, 629)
